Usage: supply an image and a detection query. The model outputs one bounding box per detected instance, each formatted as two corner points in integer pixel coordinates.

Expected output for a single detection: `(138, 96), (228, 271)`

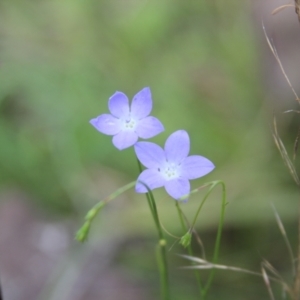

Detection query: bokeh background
(0, 0), (300, 299)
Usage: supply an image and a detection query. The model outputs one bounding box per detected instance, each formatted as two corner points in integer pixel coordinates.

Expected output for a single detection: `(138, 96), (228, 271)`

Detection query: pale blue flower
(135, 130), (215, 200)
(90, 87), (164, 150)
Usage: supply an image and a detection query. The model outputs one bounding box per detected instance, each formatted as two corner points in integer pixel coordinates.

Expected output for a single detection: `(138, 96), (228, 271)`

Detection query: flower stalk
(137, 159), (170, 300)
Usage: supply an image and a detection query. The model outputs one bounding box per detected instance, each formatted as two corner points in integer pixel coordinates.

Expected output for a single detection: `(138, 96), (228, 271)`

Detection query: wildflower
(135, 130), (215, 200)
(90, 87), (164, 150)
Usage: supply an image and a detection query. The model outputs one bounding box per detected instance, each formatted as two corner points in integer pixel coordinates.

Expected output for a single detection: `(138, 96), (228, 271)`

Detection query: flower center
(161, 162), (180, 180)
(121, 115), (137, 131)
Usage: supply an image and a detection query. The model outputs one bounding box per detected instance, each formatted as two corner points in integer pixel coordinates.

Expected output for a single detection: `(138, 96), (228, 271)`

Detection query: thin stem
(202, 181), (227, 298)
(175, 181), (226, 299)
(137, 159), (155, 216)
(136, 159), (170, 300)
(148, 192), (170, 300)
(175, 202), (203, 297)
(76, 181), (136, 242)
(293, 197), (300, 299)
(190, 182), (218, 231)
(271, 203), (295, 278)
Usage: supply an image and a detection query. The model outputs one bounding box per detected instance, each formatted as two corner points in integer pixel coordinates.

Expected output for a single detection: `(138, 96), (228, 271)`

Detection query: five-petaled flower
(90, 87), (164, 150)
(134, 130), (215, 200)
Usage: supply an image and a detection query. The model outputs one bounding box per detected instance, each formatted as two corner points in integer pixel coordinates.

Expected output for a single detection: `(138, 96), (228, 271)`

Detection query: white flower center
(121, 114), (137, 131)
(160, 162), (180, 180)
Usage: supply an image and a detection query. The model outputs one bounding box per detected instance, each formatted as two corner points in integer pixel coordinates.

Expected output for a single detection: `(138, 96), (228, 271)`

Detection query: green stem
(137, 159), (170, 300)
(76, 181), (136, 242)
(201, 181), (227, 298)
(175, 202), (203, 297)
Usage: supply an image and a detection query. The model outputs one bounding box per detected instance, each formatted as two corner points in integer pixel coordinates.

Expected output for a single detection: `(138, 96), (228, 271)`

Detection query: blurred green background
(0, 0), (299, 299)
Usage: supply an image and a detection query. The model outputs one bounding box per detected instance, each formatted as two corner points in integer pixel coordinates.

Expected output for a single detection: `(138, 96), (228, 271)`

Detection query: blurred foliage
(0, 1), (299, 299)
(0, 0), (280, 212)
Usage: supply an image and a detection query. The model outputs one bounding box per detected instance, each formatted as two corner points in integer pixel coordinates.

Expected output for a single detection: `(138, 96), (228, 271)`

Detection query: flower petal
(131, 87), (152, 119)
(165, 178), (190, 200)
(90, 114), (121, 135)
(108, 92), (130, 118)
(112, 131), (138, 150)
(165, 130), (190, 163)
(135, 116), (164, 139)
(134, 142), (166, 169)
(180, 155), (215, 179)
(135, 169), (166, 193)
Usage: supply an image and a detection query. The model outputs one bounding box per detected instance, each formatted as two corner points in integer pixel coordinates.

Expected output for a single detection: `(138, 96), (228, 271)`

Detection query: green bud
(180, 232), (192, 248)
(75, 221), (91, 243)
(159, 239), (167, 247)
(85, 208), (98, 221)
(85, 202), (105, 221)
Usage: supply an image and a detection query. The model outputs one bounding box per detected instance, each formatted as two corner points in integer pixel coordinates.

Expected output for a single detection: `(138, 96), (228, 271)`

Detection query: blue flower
(90, 87), (164, 150)
(134, 130), (215, 200)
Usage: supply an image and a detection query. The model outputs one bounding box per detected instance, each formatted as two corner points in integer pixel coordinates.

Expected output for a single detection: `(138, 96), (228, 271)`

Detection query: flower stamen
(163, 163), (179, 180)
